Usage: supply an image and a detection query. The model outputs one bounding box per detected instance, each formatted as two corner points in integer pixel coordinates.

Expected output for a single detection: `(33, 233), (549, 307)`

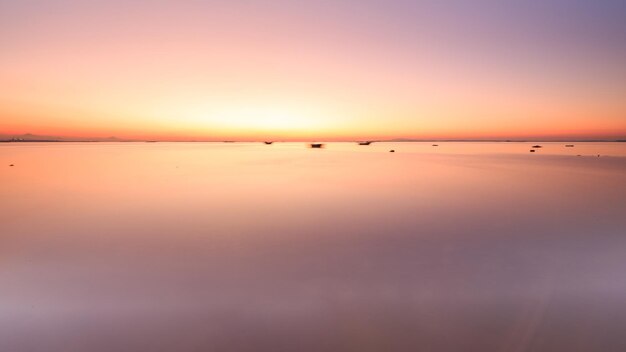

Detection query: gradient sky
(1, 0), (625, 140)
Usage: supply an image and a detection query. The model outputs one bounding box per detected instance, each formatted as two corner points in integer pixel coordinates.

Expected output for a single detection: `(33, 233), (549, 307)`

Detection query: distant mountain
(0, 133), (133, 142)
(0, 133), (61, 142)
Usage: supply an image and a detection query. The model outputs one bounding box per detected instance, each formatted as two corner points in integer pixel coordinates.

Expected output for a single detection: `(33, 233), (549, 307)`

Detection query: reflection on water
(1, 142), (626, 351)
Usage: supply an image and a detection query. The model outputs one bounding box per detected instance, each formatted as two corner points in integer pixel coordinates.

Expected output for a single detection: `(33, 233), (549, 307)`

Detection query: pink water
(2, 142), (626, 351)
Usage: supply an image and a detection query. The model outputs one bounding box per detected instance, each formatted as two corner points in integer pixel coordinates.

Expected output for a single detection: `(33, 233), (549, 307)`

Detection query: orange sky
(1, 0), (625, 141)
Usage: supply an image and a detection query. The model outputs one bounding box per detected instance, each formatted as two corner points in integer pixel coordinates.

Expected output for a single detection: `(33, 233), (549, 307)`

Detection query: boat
(358, 141), (372, 145)
(565, 144), (574, 147)
(310, 143), (324, 148)
(264, 141), (273, 145)
(532, 145), (542, 148)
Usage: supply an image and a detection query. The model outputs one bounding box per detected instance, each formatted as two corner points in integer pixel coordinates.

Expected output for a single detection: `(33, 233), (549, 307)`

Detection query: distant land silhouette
(1, 133), (624, 143)
(0, 133), (128, 142)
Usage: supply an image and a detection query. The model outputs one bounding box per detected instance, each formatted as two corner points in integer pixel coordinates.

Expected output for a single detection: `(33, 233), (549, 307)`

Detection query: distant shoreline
(2, 139), (625, 143)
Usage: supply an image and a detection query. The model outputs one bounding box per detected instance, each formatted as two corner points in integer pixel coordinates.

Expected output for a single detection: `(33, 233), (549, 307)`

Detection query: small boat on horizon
(358, 141), (373, 145)
(532, 145), (542, 148)
(310, 143), (324, 148)
(264, 141), (273, 145)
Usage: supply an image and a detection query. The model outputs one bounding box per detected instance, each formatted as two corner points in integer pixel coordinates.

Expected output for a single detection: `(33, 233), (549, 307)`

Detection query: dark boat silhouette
(264, 141), (273, 145)
(432, 144), (439, 146)
(532, 145), (542, 148)
(310, 143), (324, 148)
(358, 141), (372, 145)
(565, 144), (574, 147)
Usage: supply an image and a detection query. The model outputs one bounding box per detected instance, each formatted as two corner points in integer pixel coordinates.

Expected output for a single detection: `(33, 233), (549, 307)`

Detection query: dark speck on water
(389, 150), (395, 153)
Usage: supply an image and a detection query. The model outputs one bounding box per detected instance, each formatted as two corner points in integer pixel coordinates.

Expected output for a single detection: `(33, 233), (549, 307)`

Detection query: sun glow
(208, 106), (321, 132)
(1, 0), (625, 141)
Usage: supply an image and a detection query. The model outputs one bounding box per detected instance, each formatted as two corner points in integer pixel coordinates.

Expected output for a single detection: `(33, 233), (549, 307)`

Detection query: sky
(1, 0), (625, 141)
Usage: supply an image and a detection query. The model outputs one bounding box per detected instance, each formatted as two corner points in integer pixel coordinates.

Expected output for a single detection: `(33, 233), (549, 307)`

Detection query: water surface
(2, 142), (625, 351)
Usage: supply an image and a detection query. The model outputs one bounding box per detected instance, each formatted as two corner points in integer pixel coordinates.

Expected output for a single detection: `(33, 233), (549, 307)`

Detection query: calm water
(1, 142), (626, 351)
